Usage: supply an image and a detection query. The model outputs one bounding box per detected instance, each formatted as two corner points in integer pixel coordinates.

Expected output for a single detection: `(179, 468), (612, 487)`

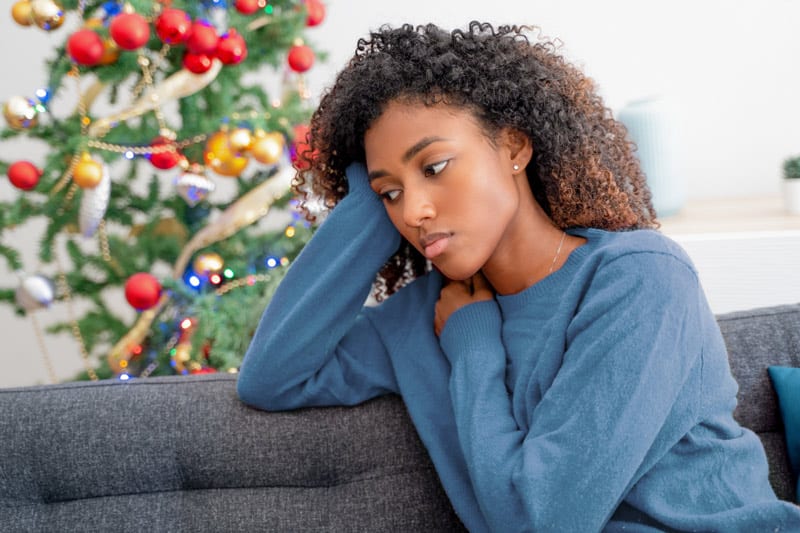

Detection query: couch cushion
(716, 303), (800, 503)
(716, 303), (800, 433)
(767, 365), (800, 501)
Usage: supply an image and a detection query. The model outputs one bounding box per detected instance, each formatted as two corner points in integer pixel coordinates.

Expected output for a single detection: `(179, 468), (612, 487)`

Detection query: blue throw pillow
(768, 365), (800, 501)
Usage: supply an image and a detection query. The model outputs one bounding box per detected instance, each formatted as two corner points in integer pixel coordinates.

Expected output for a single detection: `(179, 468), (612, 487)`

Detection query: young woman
(238, 22), (800, 532)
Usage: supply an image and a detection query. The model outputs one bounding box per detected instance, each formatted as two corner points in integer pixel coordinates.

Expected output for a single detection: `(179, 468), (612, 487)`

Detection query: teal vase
(618, 98), (685, 218)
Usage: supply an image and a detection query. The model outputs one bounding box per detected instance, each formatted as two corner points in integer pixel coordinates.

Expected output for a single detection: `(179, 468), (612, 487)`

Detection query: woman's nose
(402, 186), (436, 228)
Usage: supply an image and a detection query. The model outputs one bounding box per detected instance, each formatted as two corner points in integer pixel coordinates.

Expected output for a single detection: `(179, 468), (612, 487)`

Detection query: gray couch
(1, 303), (798, 532)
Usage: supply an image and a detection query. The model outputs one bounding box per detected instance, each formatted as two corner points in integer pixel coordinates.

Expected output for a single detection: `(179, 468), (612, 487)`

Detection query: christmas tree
(1, 0), (326, 382)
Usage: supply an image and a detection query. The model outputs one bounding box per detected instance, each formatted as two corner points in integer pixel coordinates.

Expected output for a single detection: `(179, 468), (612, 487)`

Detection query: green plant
(782, 156), (800, 179)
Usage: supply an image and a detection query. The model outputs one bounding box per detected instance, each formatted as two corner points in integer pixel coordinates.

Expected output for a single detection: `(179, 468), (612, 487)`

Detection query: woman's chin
(433, 261), (482, 282)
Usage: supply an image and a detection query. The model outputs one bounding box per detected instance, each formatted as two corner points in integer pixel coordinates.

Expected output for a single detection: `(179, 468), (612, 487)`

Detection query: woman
(238, 22), (800, 532)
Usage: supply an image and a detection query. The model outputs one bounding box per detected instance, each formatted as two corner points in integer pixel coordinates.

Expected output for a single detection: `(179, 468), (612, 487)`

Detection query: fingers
(434, 274), (494, 337)
(471, 272), (494, 299)
(434, 300), (446, 337)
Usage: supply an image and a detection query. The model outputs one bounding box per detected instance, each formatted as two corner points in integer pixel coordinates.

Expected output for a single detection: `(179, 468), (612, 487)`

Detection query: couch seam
(12, 464), (439, 506)
(0, 375), (238, 395)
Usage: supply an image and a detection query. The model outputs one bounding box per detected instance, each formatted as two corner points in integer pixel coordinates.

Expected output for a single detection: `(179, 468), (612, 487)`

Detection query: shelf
(659, 195), (800, 236)
(656, 195), (800, 314)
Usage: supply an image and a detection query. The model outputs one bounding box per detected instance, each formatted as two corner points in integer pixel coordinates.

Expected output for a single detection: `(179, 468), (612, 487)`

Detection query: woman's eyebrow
(368, 136), (449, 181)
(402, 136), (448, 162)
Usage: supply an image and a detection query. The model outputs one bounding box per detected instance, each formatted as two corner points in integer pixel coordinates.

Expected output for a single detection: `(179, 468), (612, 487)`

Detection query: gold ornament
(3, 95), (38, 130)
(11, 1), (33, 26)
(30, 0), (64, 31)
(99, 39), (120, 65)
(84, 17), (119, 65)
(204, 130), (249, 177)
(193, 252), (224, 275)
(73, 152), (104, 189)
(228, 127), (253, 153)
(250, 130), (285, 165)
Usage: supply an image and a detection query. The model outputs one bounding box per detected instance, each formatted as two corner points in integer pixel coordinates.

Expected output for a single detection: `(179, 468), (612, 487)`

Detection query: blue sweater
(238, 164), (800, 532)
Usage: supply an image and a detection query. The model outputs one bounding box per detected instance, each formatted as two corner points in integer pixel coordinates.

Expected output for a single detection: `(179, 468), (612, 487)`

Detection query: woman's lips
(421, 233), (451, 259)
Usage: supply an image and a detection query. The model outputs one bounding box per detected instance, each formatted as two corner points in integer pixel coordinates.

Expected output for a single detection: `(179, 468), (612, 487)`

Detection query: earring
(513, 164), (520, 171)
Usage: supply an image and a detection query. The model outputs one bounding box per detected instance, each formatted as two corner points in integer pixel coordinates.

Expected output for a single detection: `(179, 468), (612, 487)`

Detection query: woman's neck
(481, 186), (581, 296)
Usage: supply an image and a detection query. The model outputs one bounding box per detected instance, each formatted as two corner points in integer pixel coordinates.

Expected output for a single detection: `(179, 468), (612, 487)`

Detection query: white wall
(2, 0), (799, 387)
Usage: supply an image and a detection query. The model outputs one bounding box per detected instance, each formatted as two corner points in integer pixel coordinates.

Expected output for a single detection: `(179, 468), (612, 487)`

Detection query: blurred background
(2, 0), (799, 386)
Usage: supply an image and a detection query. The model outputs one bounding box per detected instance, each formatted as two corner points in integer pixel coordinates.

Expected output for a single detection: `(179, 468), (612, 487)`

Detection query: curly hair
(295, 21), (658, 299)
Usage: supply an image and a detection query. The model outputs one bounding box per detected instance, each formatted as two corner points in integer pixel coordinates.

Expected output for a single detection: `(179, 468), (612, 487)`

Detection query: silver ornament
(175, 170), (215, 206)
(15, 274), (56, 311)
(3, 95), (38, 130)
(79, 162), (111, 237)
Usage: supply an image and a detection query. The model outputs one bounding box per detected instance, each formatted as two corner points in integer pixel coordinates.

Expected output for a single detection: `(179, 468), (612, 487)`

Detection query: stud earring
(513, 164), (520, 171)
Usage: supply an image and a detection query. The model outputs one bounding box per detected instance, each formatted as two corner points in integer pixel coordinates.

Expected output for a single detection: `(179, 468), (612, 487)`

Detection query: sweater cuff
(439, 299), (503, 364)
(344, 162), (374, 198)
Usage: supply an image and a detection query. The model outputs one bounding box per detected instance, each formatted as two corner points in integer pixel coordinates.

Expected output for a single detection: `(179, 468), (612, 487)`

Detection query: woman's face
(364, 101), (530, 280)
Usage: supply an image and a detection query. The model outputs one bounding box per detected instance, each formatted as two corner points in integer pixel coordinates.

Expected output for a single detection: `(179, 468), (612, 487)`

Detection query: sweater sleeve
(439, 252), (704, 532)
(237, 163), (402, 411)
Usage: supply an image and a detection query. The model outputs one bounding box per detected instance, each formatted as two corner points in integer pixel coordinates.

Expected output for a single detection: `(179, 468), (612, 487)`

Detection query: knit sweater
(237, 163), (800, 532)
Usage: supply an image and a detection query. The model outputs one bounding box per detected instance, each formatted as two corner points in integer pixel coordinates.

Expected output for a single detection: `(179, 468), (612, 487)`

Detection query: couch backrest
(0, 376), (465, 532)
(717, 303), (800, 502)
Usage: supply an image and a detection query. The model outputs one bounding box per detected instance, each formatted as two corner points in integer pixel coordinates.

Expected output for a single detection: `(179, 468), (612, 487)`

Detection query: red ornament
(148, 137), (182, 170)
(287, 44), (314, 73)
(305, 0), (325, 27)
(190, 367), (217, 375)
(216, 30), (247, 65)
(7, 161), (42, 191)
(183, 51), (214, 74)
(124, 272), (162, 311)
(234, 0), (265, 15)
(155, 8), (192, 45)
(291, 123), (314, 170)
(185, 21), (219, 55)
(109, 13), (151, 51)
(67, 29), (105, 66)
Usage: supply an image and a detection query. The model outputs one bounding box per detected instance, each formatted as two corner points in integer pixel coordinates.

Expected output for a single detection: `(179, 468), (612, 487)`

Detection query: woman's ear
(502, 128), (533, 171)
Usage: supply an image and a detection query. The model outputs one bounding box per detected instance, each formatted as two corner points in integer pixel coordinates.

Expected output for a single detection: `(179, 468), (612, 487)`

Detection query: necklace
(548, 231), (567, 274)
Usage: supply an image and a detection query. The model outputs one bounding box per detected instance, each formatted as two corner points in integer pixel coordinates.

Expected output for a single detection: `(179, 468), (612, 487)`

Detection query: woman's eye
(423, 160), (448, 177)
(381, 189), (401, 202)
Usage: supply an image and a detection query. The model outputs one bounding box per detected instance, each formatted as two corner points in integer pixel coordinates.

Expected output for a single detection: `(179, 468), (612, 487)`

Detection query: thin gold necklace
(548, 231), (567, 274)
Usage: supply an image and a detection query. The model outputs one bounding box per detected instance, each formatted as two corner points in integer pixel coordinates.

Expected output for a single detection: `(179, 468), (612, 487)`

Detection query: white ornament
(15, 274), (56, 311)
(79, 162), (111, 237)
(175, 170), (215, 206)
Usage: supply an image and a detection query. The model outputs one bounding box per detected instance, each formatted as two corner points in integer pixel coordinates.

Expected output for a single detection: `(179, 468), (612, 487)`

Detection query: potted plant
(782, 156), (800, 214)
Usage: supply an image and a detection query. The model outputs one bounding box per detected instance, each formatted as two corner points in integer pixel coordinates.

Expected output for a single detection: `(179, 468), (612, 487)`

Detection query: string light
(35, 88), (50, 103)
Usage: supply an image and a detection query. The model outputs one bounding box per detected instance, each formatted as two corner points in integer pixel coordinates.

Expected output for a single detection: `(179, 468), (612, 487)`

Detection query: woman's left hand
(434, 272), (494, 337)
